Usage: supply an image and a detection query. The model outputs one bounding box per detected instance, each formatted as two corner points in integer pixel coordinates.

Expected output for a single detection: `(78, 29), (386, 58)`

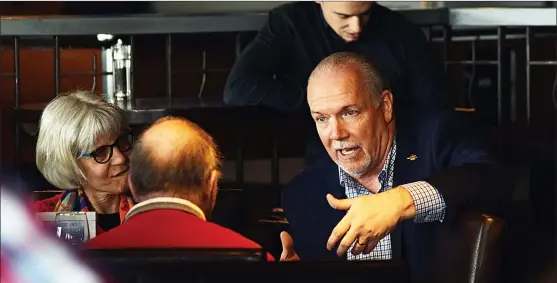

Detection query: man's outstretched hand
(325, 187), (416, 256)
(280, 231), (300, 261)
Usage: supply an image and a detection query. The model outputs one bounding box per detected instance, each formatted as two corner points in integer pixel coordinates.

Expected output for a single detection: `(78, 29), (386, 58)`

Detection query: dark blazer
(281, 110), (511, 282)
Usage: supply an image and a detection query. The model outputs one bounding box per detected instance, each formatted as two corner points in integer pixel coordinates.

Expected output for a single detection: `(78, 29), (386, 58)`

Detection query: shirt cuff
(401, 181), (446, 223)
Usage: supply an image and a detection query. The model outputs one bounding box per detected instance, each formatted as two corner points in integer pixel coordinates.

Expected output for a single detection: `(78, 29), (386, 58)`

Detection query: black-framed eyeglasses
(78, 132), (134, 164)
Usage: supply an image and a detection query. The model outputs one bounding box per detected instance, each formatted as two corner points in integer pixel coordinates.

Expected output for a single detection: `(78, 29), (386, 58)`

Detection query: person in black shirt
(224, 1), (451, 162)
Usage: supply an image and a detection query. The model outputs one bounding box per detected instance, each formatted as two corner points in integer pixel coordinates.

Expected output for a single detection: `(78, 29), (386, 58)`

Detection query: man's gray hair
(308, 52), (389, 106)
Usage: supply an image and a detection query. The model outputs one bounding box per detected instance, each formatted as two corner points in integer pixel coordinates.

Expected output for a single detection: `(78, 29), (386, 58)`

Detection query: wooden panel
(132, 33), (237, 100)
(0, 47), (103, 172)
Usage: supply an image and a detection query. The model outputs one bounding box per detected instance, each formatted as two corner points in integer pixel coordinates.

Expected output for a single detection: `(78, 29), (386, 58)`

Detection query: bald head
(130, 116), (221, 200)
(308, 52), (388, 107)
(140, 117), (215, 168)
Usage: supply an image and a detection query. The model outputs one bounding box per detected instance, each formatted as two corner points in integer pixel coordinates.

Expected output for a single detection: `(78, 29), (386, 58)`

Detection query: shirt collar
(126, 197), (206, 221)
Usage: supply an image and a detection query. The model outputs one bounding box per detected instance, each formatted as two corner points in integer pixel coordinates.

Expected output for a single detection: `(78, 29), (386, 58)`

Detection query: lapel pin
(407, 154), (417, 161)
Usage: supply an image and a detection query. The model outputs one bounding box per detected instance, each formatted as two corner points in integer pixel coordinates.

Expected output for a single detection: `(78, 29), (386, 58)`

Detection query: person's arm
(323, 113), (510, 256)
(396, 110), (511, 224)
(223, 10), (305, 112)
(400, 181), (446, 223)
(424, 112), (512, 222)
(398, 22), (452, 111)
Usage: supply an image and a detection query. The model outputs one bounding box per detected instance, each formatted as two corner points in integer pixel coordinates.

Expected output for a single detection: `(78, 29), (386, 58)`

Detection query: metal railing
(1, 8), (556, 194)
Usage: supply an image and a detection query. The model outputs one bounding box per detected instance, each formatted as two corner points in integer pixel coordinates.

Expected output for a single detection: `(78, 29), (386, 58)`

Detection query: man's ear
(127, 174), (138, 201)
(208, 170), (220, 195)
(380, 90), (394, 123)
(207, 170), (221, 210)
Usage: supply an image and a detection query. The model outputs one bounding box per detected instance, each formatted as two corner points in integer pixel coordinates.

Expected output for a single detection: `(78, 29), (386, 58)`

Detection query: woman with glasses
(34, 90), (135, 235)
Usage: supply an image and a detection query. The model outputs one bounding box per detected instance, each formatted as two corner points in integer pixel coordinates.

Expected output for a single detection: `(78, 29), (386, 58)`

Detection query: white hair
(36, 90), (128, 189)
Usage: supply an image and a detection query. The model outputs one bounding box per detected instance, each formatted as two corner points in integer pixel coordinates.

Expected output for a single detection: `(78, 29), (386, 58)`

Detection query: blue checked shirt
(339, 138), (447, 261)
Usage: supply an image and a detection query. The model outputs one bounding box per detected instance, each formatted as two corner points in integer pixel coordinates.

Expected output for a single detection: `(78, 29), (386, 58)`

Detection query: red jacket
(0, 255), (13, 283)
(34, 193), (132, 235)
(84, 209), (275, 261)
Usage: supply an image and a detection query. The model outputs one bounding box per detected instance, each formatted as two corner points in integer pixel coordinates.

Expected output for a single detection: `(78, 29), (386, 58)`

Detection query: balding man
(280, 52), (510, 281)
(85, 117), (273, 261)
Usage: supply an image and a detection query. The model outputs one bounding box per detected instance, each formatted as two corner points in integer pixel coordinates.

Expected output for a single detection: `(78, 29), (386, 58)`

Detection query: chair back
(434, 212), (506, 283)
(84, 248), (406, 283)
(85, 247), (266, 264)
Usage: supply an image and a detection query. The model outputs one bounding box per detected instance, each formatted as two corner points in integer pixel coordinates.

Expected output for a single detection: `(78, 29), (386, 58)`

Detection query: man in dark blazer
(280, 52), (510, 281)
(85, 117), (274, 261)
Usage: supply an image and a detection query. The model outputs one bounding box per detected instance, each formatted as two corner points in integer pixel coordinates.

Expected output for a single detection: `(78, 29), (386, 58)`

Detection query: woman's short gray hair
(36, 91), (128, 189)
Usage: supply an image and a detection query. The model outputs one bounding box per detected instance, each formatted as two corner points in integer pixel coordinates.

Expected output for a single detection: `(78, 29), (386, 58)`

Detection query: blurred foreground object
(0, 189), (102, 283)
